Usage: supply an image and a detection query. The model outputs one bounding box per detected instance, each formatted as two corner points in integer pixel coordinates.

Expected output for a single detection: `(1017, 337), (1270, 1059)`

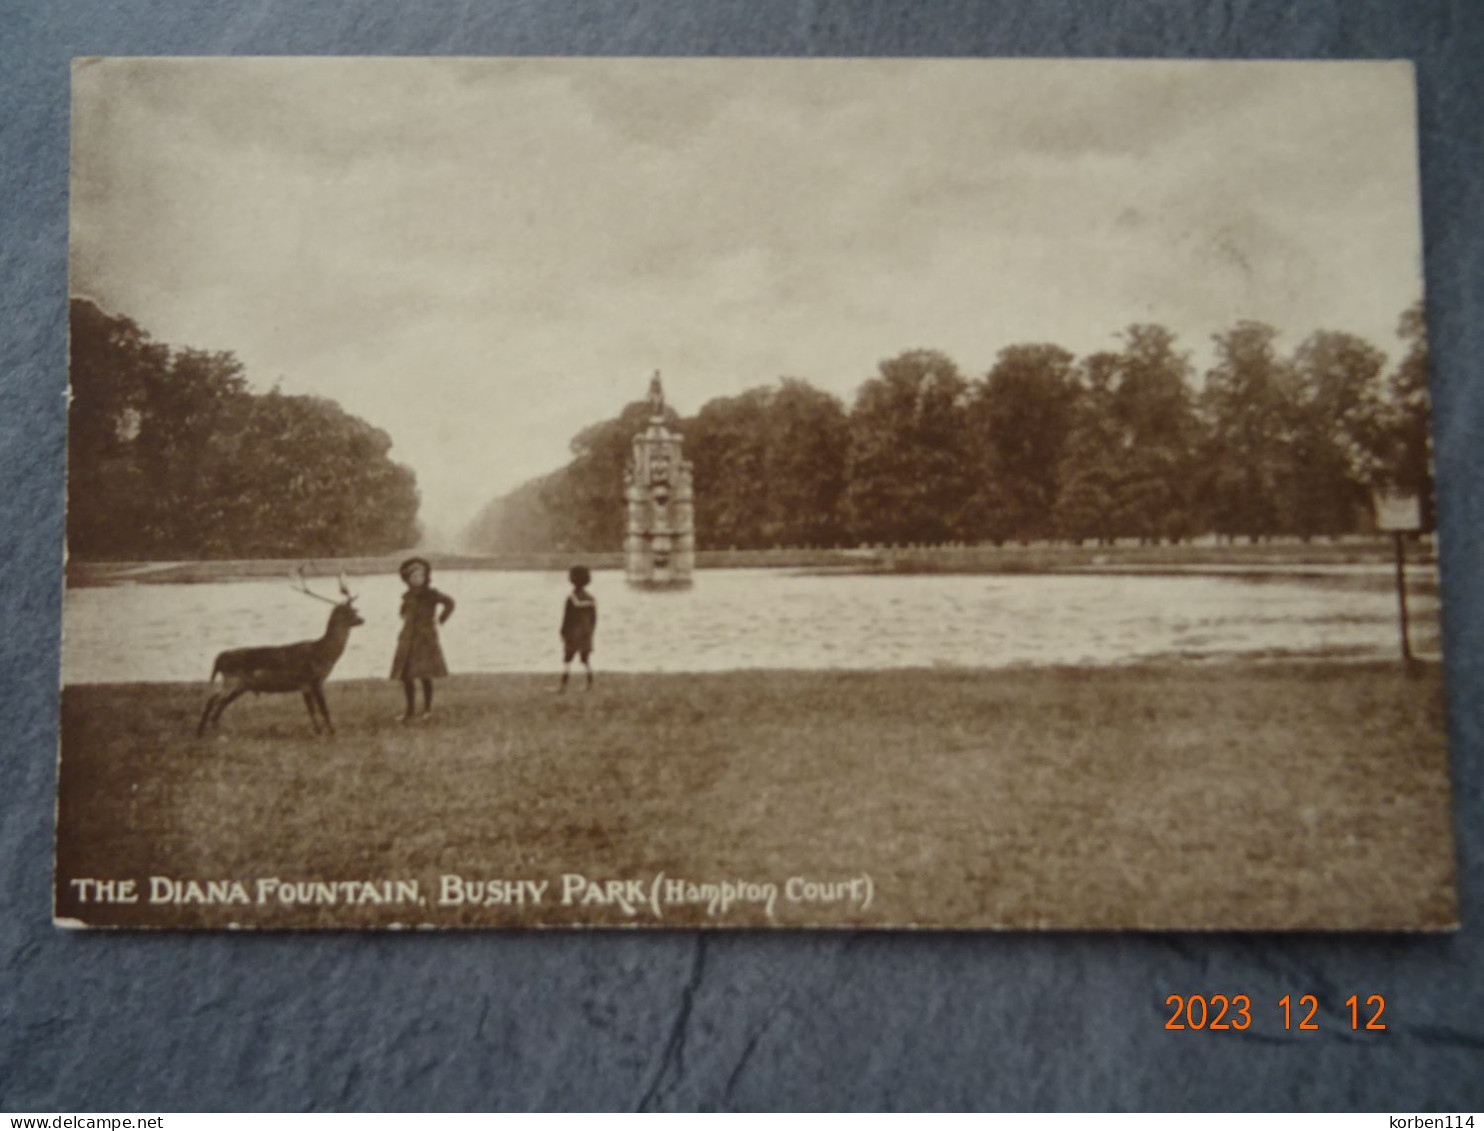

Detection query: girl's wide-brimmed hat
(399, 557), (432, 582)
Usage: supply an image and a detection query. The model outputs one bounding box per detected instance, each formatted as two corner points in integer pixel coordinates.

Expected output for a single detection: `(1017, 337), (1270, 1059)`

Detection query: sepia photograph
(57, 56), (1457, 930)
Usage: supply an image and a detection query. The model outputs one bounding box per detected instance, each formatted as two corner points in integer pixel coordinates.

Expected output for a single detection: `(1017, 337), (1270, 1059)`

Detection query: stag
(197, 571), (365, 737)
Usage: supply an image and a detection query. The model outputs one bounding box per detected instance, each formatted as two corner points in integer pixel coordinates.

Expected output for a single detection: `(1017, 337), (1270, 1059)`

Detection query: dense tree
(1284, 330), (1388, 538)
(1053, 352), (1124, 544)
(463, 474), (563, 554)
(966, 344), (1079, 543)
(464, 307), (1431, 553)
(686, 381), (851, 549)
(195, 392), (421, 558)
(67, 299), (421, 559)
(1386, 302), (1436, 531)
(1199, 322), (1291, 540)
(761, 379), (851, 547)
(68, 301), (172, 558)
(1109, 325), (1203, 542)
(469, 379), (847, 553)
(686, 388), (772, 548)
(845, 350), (971, 545)
(538, 398), (685, 552)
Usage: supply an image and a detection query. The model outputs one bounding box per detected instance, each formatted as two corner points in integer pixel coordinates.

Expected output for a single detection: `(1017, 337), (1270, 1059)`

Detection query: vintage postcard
(57, 57), (1457, 929)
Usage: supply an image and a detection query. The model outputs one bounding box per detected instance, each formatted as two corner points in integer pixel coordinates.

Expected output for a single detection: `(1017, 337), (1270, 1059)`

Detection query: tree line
(465, 307), (1433, 553)
(68, 299), (421, 560)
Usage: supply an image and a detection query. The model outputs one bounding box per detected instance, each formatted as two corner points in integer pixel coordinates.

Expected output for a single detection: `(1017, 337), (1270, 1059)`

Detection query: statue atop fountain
(625, 371), (695, 588)
(647, 370), (665, 417)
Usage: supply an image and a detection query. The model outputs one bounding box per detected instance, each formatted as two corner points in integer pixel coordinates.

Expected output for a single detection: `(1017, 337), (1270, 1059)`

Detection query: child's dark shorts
(563, 638), (593, 663)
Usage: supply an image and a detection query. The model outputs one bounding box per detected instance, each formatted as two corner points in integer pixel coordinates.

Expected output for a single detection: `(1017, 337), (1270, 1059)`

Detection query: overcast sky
(70, 57), (1424, 546)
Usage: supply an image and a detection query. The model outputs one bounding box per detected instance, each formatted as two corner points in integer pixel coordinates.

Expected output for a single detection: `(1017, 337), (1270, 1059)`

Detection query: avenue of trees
(68, 299), (421, 559)
(466, 307), (1433, 553)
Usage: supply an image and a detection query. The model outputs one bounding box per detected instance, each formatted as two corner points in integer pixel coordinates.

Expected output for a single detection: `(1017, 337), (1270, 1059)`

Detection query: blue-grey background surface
(2, 0), (1482, 1112)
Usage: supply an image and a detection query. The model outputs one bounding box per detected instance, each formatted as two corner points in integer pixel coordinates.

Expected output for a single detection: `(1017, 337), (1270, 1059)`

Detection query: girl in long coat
(391, 557), (455, 721)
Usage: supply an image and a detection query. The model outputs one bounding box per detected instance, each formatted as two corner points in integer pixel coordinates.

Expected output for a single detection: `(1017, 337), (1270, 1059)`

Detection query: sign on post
(1373, 490), (1422, 662)
(1374, 490), (1422, 533)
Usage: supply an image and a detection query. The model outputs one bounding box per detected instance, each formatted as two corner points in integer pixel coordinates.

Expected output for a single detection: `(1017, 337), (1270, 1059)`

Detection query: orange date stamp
(1163, 993), (1388, 1031)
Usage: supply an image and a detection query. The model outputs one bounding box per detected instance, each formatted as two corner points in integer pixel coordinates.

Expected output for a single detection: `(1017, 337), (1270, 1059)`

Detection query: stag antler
(337, 570), (357, 604)
(289, 567), (339, 604)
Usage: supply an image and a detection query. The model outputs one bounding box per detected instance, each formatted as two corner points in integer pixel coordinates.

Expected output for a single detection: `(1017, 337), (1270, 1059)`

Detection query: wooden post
(1393, 531), (1412, 663)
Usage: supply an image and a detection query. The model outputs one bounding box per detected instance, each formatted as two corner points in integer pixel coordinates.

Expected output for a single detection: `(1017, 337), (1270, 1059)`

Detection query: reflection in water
(61, 567), (1443, 684)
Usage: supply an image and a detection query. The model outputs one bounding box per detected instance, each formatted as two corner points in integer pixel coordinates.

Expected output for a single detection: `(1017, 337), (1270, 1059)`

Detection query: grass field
(55, 664), (1458, 931)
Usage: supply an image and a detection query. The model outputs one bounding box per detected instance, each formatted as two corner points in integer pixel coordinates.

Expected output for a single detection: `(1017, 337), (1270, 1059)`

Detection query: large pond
(61, 567), (1442, 684)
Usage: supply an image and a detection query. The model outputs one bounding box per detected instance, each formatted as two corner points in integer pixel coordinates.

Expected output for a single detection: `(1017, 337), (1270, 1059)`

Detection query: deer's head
(329, 602), (366, 632)
(292, 568), (366, 630)
(334, 572), (366, 629)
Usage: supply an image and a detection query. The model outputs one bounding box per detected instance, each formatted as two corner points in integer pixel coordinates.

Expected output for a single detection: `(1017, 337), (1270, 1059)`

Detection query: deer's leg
(312, 684), (335, 736)
(301, 691), (324, 734)
(197, 693), (223, 736)
(207, 686), (248, 730)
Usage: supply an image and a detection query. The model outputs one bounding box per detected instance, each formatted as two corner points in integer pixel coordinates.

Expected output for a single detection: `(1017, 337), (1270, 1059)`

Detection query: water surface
(61, 567), (1442, 683)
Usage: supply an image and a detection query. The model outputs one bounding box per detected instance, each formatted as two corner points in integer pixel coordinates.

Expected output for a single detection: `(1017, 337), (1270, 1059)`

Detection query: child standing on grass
(560, 565), (597, 692)
(391, 557), (455, 722)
